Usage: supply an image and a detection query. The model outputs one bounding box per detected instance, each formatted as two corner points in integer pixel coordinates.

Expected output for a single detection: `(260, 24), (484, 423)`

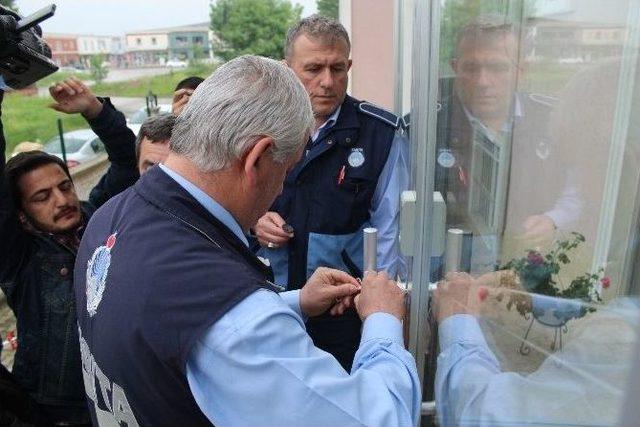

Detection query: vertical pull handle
(444, 228), (472, 273)
(363, 227), (378, 273)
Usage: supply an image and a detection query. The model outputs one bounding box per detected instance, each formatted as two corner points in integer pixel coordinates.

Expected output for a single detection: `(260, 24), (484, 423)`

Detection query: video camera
(0, 4), (58, 89)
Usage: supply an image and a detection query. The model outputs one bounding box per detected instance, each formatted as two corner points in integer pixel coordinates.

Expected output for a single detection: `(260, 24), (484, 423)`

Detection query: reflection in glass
(420, 1), (640, 426)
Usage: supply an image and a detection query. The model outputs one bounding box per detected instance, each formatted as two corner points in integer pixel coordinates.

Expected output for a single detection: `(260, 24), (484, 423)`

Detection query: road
(102, 67), (171, 83)
(110, 96), (173, 116)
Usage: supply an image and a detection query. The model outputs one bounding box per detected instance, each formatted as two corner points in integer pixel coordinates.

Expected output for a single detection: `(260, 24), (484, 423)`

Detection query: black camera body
(0, 5), (58, 89)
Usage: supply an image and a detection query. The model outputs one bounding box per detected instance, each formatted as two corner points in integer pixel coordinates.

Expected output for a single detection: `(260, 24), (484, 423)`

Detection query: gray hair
(284, 14), (350, 60)
(170, 55), (314, 172)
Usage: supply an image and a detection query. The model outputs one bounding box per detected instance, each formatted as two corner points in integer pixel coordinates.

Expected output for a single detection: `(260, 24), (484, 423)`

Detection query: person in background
(134, 113), (175, 174)
(253, 14), (410, 371)
(172, 76), (204, 115)
(50, 78), (176, 176)
(0, 84), (137, 426)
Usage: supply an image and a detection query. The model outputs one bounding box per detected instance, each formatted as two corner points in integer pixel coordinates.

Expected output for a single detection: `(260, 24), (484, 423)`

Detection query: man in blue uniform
(74, 55), (420, 426)
(253, 15), (409, 371)
(408, 14), (579, 275)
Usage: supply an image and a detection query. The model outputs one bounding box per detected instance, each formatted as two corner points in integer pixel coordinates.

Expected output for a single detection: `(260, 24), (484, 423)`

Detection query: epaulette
(401, 113), (410, 130)
(528, 93), (558, 108)
(358, 101), (401, 128)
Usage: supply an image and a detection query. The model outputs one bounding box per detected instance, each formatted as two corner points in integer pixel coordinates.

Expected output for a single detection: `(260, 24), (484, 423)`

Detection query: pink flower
(527, 251), (544, 266)
(601, 277), (611, 289)
(478, 287), (489, 302)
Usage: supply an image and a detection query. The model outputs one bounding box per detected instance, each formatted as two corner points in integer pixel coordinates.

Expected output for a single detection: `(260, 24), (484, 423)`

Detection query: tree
(0, 0), (16, 12)
(316, 0), (338, 19)
(190, 44), (205, 67)
(89, 54), (108, 84)
(210, 0), (302, 61)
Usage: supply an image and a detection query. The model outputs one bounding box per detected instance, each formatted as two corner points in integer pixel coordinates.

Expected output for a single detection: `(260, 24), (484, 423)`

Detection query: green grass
(3, 93), (88, 155)
(3, 63), (218, 156)
(92, 63), (217, 98)
(35, 70), (91, 89)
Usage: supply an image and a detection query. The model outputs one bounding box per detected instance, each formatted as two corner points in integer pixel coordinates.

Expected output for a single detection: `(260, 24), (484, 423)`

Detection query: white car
(43, 129), (105, 168)
(166, 59), (188, 69)
(126, 104), (172, 136)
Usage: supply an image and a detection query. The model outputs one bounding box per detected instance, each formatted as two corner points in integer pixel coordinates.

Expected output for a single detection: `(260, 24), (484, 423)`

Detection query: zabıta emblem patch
(86, 233), (116, 317)
(348, 148), (365, 168)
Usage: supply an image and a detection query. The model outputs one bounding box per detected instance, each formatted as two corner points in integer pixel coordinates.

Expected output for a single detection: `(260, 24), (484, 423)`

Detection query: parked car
(126, 104), (172, 136)
(43, 129), (106, 168)
(166, 59), (188, 69)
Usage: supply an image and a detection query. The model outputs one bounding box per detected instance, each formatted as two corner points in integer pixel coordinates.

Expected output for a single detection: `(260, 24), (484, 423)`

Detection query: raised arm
(49, 77), (139, 208)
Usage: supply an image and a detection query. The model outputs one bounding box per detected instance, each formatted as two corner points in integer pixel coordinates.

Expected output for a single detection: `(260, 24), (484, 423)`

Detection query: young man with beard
(0, 84), (137, 424)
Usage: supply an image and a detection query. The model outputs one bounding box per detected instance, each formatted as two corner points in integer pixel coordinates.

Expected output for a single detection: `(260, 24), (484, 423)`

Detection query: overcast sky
(16, 0), (318, 35)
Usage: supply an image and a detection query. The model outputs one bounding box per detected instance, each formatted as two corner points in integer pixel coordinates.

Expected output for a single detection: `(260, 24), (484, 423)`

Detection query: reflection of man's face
(286, 34), (352, 124)
(451, 34), (520, 123)
(138, 137), (170, 174)
(18, 163), (82, 234)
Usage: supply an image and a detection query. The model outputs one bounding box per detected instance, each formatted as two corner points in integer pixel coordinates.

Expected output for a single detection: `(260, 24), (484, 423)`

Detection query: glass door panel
(404, 0), (640, 425)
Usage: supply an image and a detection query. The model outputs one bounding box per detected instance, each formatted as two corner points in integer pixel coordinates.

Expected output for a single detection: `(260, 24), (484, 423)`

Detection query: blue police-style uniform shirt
(435, 299), (640, 427)
(159, 164), (421, 426)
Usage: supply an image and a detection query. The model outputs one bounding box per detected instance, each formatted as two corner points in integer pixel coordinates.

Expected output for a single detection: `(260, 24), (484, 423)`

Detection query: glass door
(402, 0), (640, 425)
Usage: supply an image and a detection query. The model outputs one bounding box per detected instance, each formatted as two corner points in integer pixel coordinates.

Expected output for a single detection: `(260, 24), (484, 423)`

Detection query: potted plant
(497, 232), (609, 352)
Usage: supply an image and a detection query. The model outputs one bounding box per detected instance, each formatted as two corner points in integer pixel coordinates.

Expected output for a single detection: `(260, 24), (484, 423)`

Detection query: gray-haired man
(74, 55), (420, 426)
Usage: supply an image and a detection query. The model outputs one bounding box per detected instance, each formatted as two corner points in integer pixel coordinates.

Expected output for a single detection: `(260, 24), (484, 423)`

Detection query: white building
(125, 30), (170, 66)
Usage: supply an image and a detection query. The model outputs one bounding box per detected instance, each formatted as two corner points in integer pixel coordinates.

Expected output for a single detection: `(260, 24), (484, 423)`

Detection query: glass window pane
(407, 0), (640, 425)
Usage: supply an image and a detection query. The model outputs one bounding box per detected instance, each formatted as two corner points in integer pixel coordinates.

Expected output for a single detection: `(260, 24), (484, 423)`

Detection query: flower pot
(531, 294), (584, 327)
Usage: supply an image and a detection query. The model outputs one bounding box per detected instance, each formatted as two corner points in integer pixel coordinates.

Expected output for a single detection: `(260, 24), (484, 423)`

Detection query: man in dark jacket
(427, 14), (575, 274)
(0, 81), (138, 424)
(252, 14), (409, 371)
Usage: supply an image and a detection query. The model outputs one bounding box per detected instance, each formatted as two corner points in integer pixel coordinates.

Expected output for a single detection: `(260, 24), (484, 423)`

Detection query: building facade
(125, 23), (212, 66)
(125, 30), (170, 66)
(43, 33), (80, 67)
(167, 23), (212, 61)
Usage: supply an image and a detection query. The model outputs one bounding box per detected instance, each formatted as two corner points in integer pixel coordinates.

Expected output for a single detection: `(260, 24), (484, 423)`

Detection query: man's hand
(300, 267), (361, 317)
(172, 88), (193, 115)
(49, 77), (103, 119)
(354, 271), (406, 322)
(254, 211), (293, 249)
(433, 272), (484, 323)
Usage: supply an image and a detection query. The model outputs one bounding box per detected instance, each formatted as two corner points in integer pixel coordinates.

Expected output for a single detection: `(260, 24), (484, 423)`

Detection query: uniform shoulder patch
(528, 93), (558, 108)
(358, 101), (401, 128)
